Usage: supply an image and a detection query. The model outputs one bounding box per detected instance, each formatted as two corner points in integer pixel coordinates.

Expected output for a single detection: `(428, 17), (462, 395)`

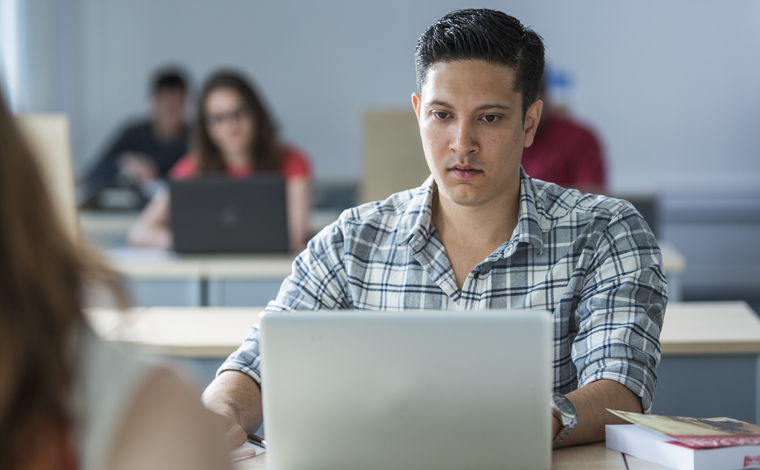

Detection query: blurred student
(128, 71), (312, 251)
(81, 68), (190, 202)
(0, 93), (229, 470)
(521, 79), (607, 194)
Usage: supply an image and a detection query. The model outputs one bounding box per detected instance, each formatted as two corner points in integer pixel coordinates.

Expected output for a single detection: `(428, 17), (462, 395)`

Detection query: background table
(654, 301), (760, 424)
(103, 240), (686, 307)
(105, 248), (295, 307)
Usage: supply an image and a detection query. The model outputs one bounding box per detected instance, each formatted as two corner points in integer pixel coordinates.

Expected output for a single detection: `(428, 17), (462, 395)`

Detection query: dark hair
(415, 9), (545, 118)
(152, 67), (188, 94)
(193, 71), (281, 173)
(0, 92), (125, 468)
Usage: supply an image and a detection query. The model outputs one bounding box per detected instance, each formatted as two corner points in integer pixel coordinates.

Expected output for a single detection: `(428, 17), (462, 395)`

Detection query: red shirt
(169, 146), (311, 181)
(521, 115), (606, 191)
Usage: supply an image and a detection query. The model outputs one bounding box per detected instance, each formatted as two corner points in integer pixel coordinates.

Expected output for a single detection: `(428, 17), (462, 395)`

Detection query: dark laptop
(169, 175), (289, 254)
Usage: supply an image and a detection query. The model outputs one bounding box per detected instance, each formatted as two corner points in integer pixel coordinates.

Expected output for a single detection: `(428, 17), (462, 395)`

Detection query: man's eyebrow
(427, 100), (454, 108)
(476, 103), (511, 112)
(426, 100), (511, 112)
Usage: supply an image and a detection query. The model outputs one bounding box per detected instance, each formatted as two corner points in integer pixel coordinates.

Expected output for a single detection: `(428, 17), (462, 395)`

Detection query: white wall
(24, 0), (760, 192)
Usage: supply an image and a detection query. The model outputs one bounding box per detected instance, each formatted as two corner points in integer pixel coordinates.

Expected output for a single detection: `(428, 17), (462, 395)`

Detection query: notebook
(169, 175), (289, 254)
(259, 309), (553, 470)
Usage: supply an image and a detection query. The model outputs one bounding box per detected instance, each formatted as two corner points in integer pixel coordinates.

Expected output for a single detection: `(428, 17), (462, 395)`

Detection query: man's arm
(201, 370), (263, 449)
(558, 201), (667, 446)
(202, 220), (352, 447)
(553, 379), (642, 447)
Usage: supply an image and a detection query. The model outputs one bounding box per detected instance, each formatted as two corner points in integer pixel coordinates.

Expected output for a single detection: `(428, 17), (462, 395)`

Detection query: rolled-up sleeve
(572, 205), (667, 413)
(217, 220), (352, 382)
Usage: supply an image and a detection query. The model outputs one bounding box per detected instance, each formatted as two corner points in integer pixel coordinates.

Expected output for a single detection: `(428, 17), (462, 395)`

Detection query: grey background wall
(5, 0), (760, 307)
(17, 0), (760, 193)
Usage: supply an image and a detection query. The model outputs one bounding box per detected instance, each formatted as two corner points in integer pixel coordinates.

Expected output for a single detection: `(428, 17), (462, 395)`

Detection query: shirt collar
(513, 167), (545, 255)
(398, 175), (436, 252)
(400, 168), (545, 256)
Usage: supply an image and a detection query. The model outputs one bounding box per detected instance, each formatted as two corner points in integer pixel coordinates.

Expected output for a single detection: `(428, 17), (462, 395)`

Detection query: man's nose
(449, 120), (478, 156)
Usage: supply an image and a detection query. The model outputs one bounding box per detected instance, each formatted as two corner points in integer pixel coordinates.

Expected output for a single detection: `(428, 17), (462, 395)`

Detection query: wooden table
(232, 442), (671, 469)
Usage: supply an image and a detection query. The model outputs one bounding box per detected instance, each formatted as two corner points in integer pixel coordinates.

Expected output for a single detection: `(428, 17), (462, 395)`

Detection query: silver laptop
(259, 309), (552, 470)
(169, 175), (289, 254)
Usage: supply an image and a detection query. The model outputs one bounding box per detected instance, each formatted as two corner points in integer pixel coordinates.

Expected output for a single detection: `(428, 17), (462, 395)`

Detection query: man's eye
(481, 114), (500, 123)
(433, 112), (449, 119)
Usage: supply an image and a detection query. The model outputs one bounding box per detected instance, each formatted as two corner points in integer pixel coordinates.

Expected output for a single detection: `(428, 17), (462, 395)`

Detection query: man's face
(152, 89), (187, 135)
(412, 60), (542, 211)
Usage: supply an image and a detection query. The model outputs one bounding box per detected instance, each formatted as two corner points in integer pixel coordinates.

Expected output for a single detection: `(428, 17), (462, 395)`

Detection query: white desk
(104, 241), (686, 307)
(232, 442), (671, 469)
(80, 209), (341, 249)
(86, 301), (753, 359)
(105, 248), (296, 307)
(87, 301), (759, 423)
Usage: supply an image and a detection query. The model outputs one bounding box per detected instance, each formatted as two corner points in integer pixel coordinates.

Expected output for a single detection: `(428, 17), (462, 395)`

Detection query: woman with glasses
(129, 71), (312, 251)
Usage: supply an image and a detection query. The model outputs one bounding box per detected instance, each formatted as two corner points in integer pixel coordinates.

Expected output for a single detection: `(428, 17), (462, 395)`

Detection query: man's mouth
(450, 165), (481, 180)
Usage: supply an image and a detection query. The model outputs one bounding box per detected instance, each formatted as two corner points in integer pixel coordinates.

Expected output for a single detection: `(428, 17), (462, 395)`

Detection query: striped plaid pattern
(221, 168), (667, 412)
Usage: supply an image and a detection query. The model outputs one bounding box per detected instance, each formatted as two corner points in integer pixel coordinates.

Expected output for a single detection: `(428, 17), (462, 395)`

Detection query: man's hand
(202, 371), (264, 450)
(118, 152), (159, 190)
(554, 379), (642, 448)
(206, 403), (248, 450)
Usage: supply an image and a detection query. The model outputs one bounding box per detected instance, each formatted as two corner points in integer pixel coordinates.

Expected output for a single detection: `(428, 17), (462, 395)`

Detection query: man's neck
(431, 183), (521, 290)
(433, 185), (520, 247)
(152, 121), (184, 143)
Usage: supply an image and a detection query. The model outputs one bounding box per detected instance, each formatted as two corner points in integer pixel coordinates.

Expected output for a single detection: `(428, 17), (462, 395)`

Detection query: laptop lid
(169, 175), (289, 254)
(260, 309), (552, 470)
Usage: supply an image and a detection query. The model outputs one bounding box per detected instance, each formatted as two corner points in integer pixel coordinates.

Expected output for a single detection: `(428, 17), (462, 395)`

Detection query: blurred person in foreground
(202, 8), (665, 450)
(0, 92), (228, 470)
(520, 78), (607, 194)
(128, 70), (312, 251)
(80, 68), (190, 204)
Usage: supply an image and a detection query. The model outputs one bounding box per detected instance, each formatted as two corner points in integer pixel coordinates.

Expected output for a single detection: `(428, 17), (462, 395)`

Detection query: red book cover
(609, 410), (760, 449)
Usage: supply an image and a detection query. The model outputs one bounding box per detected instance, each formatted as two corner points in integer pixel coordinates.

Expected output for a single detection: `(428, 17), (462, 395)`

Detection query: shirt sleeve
(82, 124), (141, 192)
(280, 146), (312, 180)
(168, 154), (196, 180)
(572, 202), (667, 413)
(217, 218), (352, 382)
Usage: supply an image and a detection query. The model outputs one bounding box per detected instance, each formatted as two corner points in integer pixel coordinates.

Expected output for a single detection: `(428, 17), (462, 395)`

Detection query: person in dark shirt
(80, 69), (190, 206)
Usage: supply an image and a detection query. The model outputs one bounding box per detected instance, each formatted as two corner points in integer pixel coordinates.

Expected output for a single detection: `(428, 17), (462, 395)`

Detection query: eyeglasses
(205, 107), (251, 127)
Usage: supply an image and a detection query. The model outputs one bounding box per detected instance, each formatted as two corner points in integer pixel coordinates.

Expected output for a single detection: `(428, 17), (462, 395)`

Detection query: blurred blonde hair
(0, 93), (125, 468)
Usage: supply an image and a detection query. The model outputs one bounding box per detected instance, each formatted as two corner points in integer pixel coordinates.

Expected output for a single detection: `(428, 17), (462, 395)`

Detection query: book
(606, 410), (760, 470)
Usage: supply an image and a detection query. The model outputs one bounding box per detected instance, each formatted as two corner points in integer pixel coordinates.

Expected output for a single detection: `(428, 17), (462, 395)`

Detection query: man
(521, 77), (607, 194)
(80, 68), (189, 206)
(203, 9), (666, 449)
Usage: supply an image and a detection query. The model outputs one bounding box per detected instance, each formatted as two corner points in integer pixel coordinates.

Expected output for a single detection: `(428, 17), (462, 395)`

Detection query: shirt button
(473, 272), (479, 280)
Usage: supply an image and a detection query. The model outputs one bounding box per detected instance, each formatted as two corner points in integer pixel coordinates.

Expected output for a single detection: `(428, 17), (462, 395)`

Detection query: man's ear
(523, 99), (543, 148)
(412, 93), (422, 122)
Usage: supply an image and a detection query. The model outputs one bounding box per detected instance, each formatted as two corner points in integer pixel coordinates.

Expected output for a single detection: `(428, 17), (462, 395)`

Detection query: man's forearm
(202, 370), (264, 433)
(556, 379), (642, 447)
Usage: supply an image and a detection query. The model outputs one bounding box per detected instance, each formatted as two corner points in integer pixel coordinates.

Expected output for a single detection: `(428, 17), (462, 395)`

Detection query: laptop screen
(169, 175), (289, 254)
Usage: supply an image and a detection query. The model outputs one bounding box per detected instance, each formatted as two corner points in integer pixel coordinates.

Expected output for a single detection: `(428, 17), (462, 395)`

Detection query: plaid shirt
(221, 168), (667, 412)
